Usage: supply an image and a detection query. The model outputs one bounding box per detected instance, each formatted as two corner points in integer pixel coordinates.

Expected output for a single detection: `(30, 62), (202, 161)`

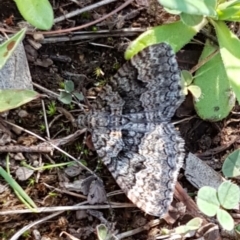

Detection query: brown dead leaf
(17, 135), (37, 146)
(4, 15), (14, 26)
(86, 134), (95, 151)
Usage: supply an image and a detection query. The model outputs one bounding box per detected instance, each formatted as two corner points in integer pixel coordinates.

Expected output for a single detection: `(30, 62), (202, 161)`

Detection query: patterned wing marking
(110, 43), (185, 118)
(129, 123), (184, 216)
(91, 84), (125, 113)
(91, 126), (123, 157)
(101, 122), (184, 217)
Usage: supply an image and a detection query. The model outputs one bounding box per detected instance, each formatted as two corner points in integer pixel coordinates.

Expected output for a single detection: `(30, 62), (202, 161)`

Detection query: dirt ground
(0, 0), (240, 240)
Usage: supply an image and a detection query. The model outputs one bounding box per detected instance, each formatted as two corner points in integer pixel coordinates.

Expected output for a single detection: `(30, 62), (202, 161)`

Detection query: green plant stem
(0, 166), (38, 210)
(190, 48), (219, 74)
(21, 160), (75, 171)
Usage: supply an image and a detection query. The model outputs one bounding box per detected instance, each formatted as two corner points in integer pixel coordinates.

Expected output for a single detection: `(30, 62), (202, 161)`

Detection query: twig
(189, 49), (219, 74)
(3, 120), (97, 175)
(116, 219), (161, 239)
(89, 42), (114, 48)
(0, 203), (135, 215)
(41, 100), (50, 138)
(200, 27), (218, 45)
(50, 28), (145, 36)
(0, 128), (85, 153)
(10, 208), (66, 240)
(48, 113), (63, 129)
(0, 0), (134, 35)
(196, 135), (238, 157)
(54, 0), (118, 23)
(174, 181), (208, 225)
(0, 145), (53, 153)
(41, 28), (146, 44)
(43, 183), (88, 199)
(33, 82), (60, 98)
(173, 115), (196, 125)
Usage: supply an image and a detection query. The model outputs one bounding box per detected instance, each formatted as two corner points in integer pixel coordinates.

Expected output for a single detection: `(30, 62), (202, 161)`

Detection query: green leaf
(73, 92), (84, 101)
(64, 80), (74, 93)
(158, 0), (217, 17)
(0, 28), (26, 69)
(235, 224), (240, 234)
(180, 13), (204, 26)
(175, 217), (202, 234)
(164, 7), (181, 15)
(0, 90), (40, 112)
(182, 70), (193, 86)
(222, 149), (240, 177)
(217, 0), (240, 21)
(97, 224), (108, 240)
(182, 70), (194, 96)
(0, 166), (38, 211)
(217, 208), (234, 231)
(96, 224), (117, 240)
(188, 85), (202, 99)
(14, 0), (53, 30)
(186, 217), (203, 227)
(217, 181), (240, 209)
(197, 186), (220, 217)
(211, 20), (240, 104)
(59, 91), (72, 104)
(193, 39), (235, 121)
(124, 20), (207, 60)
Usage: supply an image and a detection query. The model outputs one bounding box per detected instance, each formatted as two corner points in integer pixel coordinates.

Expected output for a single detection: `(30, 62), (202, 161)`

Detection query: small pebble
(18, 110), (28, 118)
(32, 229), (41, 240)
(11, 125), (22, 135)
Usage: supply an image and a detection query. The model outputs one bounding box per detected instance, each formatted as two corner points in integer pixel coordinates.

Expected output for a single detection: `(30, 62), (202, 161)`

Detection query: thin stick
(54, 0), (118, 23)
(41, 28), (146, 44)
(3, 120), (96, 176)
(189, 49), (219, 74)
(116, 219), (161, 239)
(0, 203), (135, 215)
(41, 100), (50, 138)
(0, 0), (134, 36)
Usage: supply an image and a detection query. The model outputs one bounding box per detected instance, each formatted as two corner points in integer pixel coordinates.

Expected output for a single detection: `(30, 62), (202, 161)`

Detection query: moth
(78, 43), (185, 217)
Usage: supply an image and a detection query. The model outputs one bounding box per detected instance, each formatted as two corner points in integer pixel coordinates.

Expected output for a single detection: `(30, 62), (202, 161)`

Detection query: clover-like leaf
(222, 149), (240, 177)
(97, 224), (109, 240)
(59, 91), (72, 104)
(64, 80), (74, 93)
(175, 217), (202, 234)
(182, 70), (193, 86)
(197, 186), (220, 217)
(73, 92), (84, 101)
(217, 181), (240, 209)
(96, 224), (117, 240)
(188, 85), (202, 100)
(217, 208), (234, 231)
